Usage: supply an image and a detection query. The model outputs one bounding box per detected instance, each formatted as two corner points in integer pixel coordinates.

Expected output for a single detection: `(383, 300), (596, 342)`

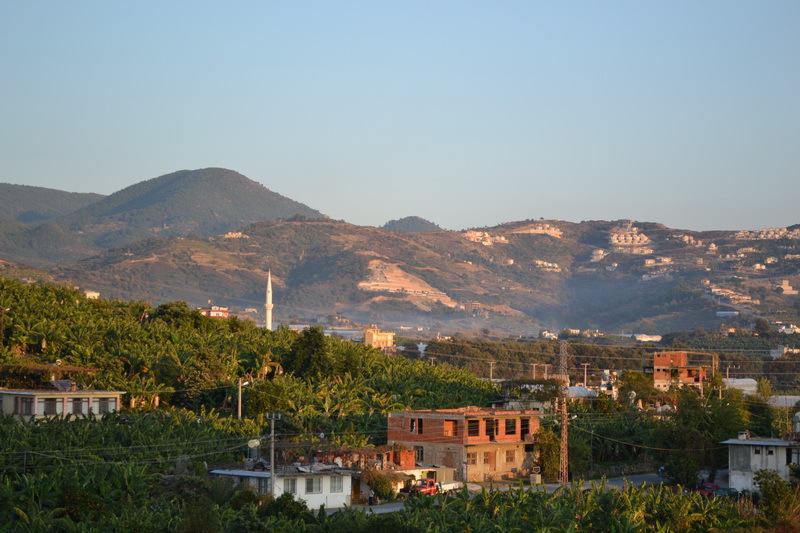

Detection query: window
(483, 452), (491, 465)
(306, 477), (322, 494)
(257, 477), (271, 495)
(486, 419), (497, 440)
(466, 452), (477, 465)
(98, 398), (115, 414)
(417, 418), (424, 435)
(410, 419), (416, 434)
(331, 476), (343, 493)
(414, 446), (424, 462)
(506, 450), (515, 463)
(468, 420), (480, 437)
(505, 419), (516, 435)
(72, 398), (87, 415)
(789, 448), (800, 465)
(43, 398), (59, 416)
(768, 448), (774, 456)
(444, 420), (457, 437)
(754, 448), (761, 455)
(16, 397), (34, 416)
(284, 478), (297, 494)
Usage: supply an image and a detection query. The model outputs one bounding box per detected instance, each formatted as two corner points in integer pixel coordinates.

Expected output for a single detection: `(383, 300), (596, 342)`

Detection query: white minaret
(265, 271), (274, 331)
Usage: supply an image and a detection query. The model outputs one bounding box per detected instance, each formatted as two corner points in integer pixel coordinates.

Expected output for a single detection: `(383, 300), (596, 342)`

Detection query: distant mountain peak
(0, 168), (325, 266)
(381, 216), (443, 232)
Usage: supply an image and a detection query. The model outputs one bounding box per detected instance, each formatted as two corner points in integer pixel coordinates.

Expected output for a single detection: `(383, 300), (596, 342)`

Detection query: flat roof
(391, 407), (538, 417)
(0, 389), (123, 396)
(210, 467), (353, 478)
(721, 438), (797, 447)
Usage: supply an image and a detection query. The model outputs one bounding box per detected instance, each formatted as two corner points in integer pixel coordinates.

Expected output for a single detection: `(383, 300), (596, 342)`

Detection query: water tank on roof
(793, 412), (800, 434)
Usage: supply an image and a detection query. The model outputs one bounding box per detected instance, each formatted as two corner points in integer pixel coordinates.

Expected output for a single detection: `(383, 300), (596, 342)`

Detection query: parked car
(696, 483), (720, 497)
(712, 487), (740, 498)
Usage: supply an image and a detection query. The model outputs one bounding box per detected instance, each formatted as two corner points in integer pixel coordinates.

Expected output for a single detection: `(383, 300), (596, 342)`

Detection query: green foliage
(536, 427), (561, 482)
(649, 387), (750, 486)
(282, 325), (333, 379)
(0, 413), (769, 533)
(0, 276), (497, 452)
(754, 469), (793, 521)
(617, 371), (658, 405)
(362, 469), (395, 501)
(425, 337), (655, 383)
(258, 492), (311, 521)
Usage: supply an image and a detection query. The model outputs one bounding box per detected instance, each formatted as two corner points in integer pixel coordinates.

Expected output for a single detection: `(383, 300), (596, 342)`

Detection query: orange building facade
(652, 351), (712, 391)
(387, 407), (540, 482)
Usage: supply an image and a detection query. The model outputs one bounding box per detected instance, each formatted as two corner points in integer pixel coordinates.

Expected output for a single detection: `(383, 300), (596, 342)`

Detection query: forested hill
(58, 168), (325, 248)
(0, 168), (325, 266)
(381, 216), (443, 232)
(0, 183), (104, 223)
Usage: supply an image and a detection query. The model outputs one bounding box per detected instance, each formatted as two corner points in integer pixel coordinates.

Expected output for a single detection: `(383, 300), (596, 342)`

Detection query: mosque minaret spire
(265, 270), (274, 331)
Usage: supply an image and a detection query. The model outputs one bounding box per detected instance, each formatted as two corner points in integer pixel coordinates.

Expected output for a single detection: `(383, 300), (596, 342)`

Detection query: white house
(0, 381), (123, 421)
(210, 465), (353, 509)
(722, 430), (800, 493)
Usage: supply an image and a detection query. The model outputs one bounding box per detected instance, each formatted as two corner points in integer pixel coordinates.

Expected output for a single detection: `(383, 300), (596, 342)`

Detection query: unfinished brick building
(387, 407), (540, 482)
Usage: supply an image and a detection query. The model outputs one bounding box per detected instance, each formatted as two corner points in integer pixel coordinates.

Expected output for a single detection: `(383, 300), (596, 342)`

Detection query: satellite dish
(628, 391), (636, 399)
(247, 439), (260, 449)
(55, 359), (62, 366)
(319, 432), (325, 439)
(532, 466), (541, 474)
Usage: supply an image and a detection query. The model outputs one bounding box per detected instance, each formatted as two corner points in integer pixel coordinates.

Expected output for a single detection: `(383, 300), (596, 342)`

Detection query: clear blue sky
(2, 2), (798, 231)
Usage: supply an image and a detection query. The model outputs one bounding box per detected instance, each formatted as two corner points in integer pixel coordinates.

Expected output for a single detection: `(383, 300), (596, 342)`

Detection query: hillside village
(2, 172), (799, 338)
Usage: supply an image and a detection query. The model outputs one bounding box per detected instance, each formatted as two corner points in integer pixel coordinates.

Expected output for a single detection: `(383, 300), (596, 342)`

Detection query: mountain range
(0, 169), (323, 266)
(1, 168), (799, 336)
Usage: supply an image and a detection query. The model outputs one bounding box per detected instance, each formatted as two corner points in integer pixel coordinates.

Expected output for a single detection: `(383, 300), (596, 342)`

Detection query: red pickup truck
(409, 479), (438, 496)
(408, 478), (463, 496)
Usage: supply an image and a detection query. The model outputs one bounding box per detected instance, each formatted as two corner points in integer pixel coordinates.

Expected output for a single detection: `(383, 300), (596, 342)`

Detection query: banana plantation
(0, 277), (797, 531)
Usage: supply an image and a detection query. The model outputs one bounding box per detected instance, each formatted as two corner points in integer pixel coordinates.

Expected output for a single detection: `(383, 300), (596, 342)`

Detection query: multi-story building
(651, 351), (712, 391)
(387, 407), (540, 482)
(364, 327), (395, 353)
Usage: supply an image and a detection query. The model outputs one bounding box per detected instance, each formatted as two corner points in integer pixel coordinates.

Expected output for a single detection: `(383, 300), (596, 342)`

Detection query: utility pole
(581, 363), (590, 386)
(560, 397), (569, 485)
(237, 378), (250, 420)
(268, 412), (282, 499)
(558, 341), (570, 485)
(489, 361), (495, 381)
(531, 363), (537, 380)
(722, 365), (741, 400)
(543, 364), (550, 380)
